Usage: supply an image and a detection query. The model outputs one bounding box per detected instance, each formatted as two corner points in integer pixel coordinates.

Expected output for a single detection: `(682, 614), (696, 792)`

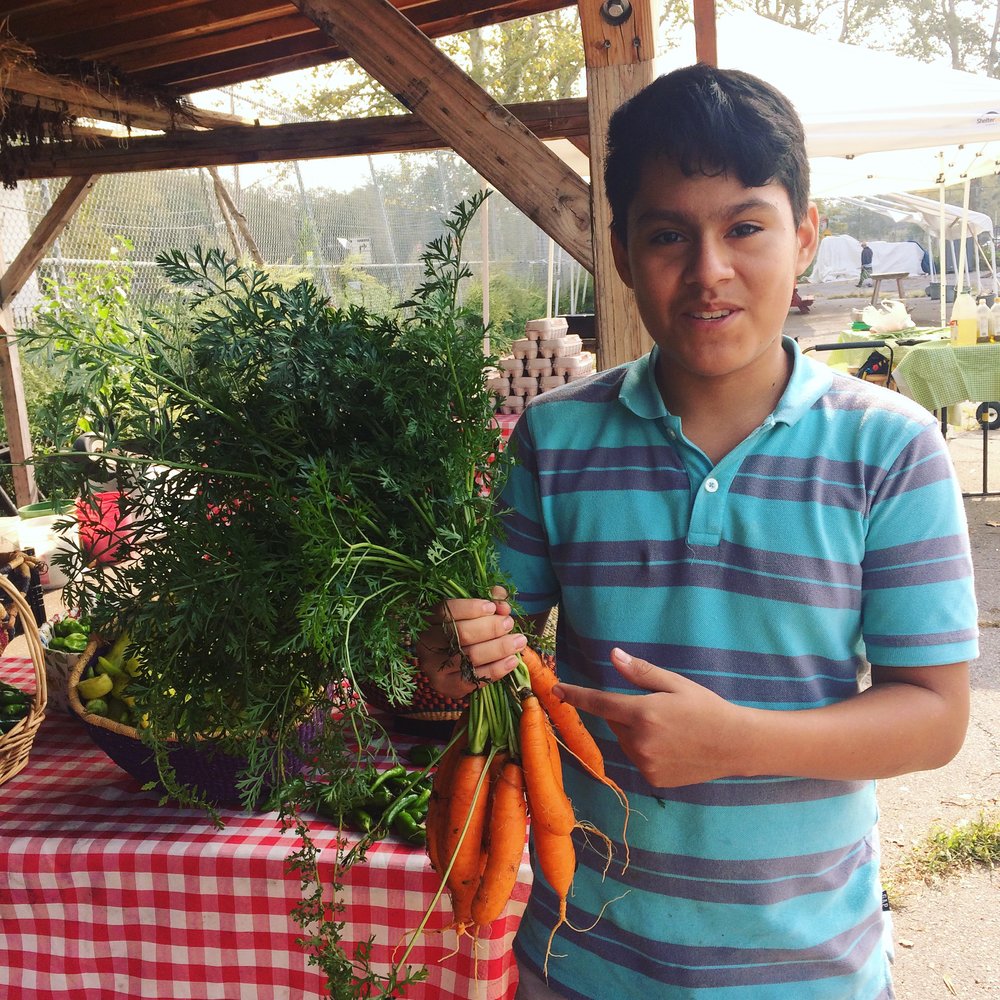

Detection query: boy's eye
(650, 230), (684, 245)
(730, 222), (763, 238)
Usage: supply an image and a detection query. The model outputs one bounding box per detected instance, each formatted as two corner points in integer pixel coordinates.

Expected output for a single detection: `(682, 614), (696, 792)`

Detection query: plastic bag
(860, 299), (914, 335)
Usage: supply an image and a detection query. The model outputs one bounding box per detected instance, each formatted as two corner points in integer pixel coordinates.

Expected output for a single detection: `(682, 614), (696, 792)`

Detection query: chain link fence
(2, 83), (593, 334)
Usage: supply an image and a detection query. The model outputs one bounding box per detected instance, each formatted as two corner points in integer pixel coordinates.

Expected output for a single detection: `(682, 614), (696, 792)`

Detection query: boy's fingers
(430, 599), (497, 625)
(552, 648), (686, 724)
(553, 682), (636, 726)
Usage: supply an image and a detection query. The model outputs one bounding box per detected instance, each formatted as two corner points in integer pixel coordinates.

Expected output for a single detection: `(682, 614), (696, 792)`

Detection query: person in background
(858, 239), (874, 286)
(418, 64), (977, 1000)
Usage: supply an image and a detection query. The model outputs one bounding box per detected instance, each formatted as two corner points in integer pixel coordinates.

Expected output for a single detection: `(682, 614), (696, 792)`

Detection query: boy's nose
(685, 239), (735, 287)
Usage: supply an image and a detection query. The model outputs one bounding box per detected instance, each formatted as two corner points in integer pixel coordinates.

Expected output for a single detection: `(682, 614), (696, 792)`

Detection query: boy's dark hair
(605, 64), (810, 241)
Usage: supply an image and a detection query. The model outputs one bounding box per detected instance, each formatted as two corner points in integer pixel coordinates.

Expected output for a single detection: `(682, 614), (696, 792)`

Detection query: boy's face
(611, 157), (818, 395)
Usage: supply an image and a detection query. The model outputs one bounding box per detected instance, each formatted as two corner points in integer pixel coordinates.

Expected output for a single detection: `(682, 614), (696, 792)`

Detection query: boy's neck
(655, 339), (793, 464)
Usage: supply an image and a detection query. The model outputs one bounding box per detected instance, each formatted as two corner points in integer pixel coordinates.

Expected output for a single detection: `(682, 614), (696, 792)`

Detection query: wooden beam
(0, 308), (38, 508)
(0, 174), (95, 306)
(577, 0), (657, 369)
(9, 98), (590, 180)
(692, 0), (718, 65)
(292, 0), (594, 272)
(132, 0), (569, 90)
(2, 65), (248, 131)
(0, 173), (94, 507)
(208, 166), (264, 266)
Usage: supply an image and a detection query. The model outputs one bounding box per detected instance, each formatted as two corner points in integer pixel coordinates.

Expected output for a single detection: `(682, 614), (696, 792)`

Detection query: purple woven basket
(67, 641), (320, 808)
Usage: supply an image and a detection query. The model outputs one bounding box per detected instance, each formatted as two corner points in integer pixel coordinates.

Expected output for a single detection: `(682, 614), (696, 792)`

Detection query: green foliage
(28, 195), (510, 996)
(464, 271), (546, 355)
(329, 253), (397, 314)
(12, 238), (151, 495)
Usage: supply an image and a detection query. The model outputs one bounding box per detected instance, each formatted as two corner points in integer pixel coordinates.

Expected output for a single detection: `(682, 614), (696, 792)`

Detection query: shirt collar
(618, 336), (832, 426)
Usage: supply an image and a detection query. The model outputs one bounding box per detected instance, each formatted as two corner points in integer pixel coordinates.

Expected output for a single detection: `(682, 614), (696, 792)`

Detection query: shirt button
(704, 477), (719, 493)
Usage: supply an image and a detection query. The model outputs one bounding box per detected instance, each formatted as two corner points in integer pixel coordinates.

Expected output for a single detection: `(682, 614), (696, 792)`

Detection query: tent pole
(956, 176), (972, 295)
(939, 185), (948, 327)
(546, 236), (555, 319)
(481, 186), (490, 357)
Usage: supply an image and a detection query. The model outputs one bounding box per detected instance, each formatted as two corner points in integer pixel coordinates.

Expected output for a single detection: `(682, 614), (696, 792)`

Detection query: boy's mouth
(689, 309), (734, 320)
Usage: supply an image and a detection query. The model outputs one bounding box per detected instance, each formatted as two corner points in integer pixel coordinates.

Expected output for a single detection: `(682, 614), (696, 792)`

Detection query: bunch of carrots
(420, 646), (629, 968)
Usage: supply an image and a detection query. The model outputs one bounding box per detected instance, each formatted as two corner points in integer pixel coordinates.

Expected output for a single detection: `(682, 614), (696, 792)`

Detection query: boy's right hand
(415, 588), (528, 700)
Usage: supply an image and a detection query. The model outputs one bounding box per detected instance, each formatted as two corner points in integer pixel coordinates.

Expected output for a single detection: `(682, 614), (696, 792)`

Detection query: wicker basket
(67, 642), (320, 808)
(0, 574), (47, 786)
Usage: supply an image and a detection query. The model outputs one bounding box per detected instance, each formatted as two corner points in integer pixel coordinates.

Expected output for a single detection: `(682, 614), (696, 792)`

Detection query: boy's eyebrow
(633, 197), (781, 227)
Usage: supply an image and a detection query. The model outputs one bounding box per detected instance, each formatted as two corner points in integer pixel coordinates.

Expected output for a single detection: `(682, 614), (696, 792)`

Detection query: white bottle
(991, 299), (1000, 343)
(976, 298), (992, 343)
(950, 292), (978, 346)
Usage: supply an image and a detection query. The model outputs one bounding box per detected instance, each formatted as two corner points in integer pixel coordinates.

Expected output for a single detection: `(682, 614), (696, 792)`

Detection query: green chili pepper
(0, 688), (29, 706)
(53, 618), (87, 638)
(54, 633), (89, 653)
(368, 764), (407, 795)
(406, 743), (443, 768)
(410, 786), (431, 816)
(392, 811), (427, 845)
(381, 791), (420, 832)
(350, 807), (376, 833)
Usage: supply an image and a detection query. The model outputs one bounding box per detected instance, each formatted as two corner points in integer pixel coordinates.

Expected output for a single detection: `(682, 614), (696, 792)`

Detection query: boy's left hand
(553, 647), (746, 788)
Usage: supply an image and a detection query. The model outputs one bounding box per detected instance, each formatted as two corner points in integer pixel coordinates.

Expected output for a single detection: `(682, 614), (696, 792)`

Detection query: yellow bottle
(950, 292), (978, 347)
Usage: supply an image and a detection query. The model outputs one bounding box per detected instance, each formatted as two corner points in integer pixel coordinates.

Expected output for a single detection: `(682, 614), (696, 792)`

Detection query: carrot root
(522, 648), (631, 872)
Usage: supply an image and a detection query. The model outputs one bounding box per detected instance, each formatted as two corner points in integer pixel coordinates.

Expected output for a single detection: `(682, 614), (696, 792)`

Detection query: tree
(726, 0), (995, 72)
(286, 8), (586, 122)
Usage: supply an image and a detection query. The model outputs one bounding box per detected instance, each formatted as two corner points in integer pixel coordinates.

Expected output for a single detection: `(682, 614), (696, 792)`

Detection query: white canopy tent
(655, 12), (1000, 198)
(842, 192), (997, 295)
(812, 234), (926, 283)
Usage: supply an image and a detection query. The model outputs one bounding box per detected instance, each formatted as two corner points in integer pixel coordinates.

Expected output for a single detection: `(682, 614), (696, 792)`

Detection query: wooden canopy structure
(0, 0), (719, 506)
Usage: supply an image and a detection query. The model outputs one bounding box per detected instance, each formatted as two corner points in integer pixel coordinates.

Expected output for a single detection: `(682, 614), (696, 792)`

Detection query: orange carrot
(522, 648), (631, 869)
(544, 712), (564, 791)
(443, 750), (492, 929)
(532, 821), (576, 979)
(524, 650), (629, 795)
(471, 759), (529, 928)
(427, 723), (469, 878)
(519, 692), (575, 837)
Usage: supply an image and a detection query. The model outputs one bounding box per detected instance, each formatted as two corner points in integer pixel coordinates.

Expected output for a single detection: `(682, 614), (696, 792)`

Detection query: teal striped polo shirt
(501, 337), (979, 1000)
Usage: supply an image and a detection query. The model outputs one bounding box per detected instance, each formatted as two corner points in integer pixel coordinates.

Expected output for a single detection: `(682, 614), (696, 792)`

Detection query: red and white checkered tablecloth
(0, 656), (531, 1000)
(492, 413), (520, 443)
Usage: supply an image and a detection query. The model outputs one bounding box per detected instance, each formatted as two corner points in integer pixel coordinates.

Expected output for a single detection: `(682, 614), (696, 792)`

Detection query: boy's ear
(610, 228), (636, 289)
(796, 203), (821, 273)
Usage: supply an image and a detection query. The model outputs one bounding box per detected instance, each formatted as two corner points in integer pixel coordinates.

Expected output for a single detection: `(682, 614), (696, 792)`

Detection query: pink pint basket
(76, 491), (134, 564)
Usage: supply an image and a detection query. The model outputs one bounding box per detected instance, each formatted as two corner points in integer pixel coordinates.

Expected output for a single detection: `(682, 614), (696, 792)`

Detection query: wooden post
(692, 0), (719, 66)
(578, 0), (658, 370)
(0, 175), (95, 507)
(0, 304), (37, 509)
(208, 166), (265, 266)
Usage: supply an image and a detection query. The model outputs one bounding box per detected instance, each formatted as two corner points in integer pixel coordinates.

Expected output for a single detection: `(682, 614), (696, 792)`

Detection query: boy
(418, 65), (977, 999)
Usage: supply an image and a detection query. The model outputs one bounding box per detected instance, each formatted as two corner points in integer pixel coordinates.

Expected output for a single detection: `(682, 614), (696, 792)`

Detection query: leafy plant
(12, 237), (146, 496)
(26, 194), (517, 996)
